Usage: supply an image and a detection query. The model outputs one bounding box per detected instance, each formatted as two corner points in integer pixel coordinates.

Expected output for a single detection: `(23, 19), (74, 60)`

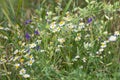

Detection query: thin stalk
(8, 0), (15, 16)
(3, 63), (11, 80)
(59, 0), (72, 20)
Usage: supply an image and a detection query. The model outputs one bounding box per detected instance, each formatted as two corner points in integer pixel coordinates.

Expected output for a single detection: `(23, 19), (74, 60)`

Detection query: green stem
(3, 63), (11, 80)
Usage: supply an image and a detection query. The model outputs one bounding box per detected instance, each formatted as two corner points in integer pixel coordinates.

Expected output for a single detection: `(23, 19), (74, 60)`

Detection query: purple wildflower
(34, 30), (39, 35)
(25, 33), (30, 40)
(87, 18), (92, 23)
(24, 20), (32, 24)
(36, 45), (40, 51)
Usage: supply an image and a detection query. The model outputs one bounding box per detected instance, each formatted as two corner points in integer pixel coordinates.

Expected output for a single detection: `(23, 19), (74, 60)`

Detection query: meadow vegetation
(0, 0), (120, 80)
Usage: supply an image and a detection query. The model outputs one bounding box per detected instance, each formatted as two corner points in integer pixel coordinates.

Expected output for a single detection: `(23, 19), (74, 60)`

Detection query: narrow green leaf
(59, 0), (72, 20)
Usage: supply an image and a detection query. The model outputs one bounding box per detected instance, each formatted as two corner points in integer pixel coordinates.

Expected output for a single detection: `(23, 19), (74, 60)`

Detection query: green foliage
(0, 0), (120, 80)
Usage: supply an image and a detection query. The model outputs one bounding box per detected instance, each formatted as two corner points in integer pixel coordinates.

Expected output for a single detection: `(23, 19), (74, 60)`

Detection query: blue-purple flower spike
(34, 30), (39, 35)
(87, 18), (92, 23)
(25, 33), (30, 40)
(25, 20), (32, 24)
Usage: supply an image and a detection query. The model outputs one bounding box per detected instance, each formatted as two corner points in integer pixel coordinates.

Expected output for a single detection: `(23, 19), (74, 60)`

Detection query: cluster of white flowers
(96, 31), (119, 54)
(59, 21), (65, 26)
(75, 33), (81, 41)
(58, 38), (65, 44)
(19, 68), (30, 78)
(49, 22), (61, 33)
(108, 31), (119, 42)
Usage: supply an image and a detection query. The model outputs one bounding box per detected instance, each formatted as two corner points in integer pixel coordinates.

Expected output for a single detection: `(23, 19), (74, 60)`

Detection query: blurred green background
(0, 0), (119, 23)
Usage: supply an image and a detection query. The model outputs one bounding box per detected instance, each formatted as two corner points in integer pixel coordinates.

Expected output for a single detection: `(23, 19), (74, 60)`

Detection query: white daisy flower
(82, 57), (87, 62)
(23, 74), (30, 78)
(75, 36), (81, 41)
(36, 40), (42, 44)
(27, 59), (35, 66)
(101, 42), (107, 48)
(14, 63), (20, 69)
(79, 22), (85, 29)
(13, 49), (19, 54)
(19, 68), (26, 75)
(108, 35), (117, 42)
(75, 55), (80, 59)
(29, 43), (36, 48)
(114, 31), (119, 36)
(58, 38), (65, 44)
(99, 48), (104, 52)
(59, 21), (65, 26)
